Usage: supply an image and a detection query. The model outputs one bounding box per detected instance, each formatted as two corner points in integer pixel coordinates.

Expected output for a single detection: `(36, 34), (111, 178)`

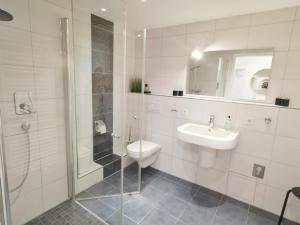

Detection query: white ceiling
(127, 0), (300, 30)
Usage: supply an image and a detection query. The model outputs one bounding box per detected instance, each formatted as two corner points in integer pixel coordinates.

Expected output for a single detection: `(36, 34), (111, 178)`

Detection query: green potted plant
(130, 78), (142, 93)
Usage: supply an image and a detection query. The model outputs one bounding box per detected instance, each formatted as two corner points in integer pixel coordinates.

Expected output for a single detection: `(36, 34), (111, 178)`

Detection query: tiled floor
(28, 164), (299, 225)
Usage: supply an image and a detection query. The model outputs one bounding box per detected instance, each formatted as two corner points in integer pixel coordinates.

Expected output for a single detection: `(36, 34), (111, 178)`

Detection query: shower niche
(91, 15), (120, 178)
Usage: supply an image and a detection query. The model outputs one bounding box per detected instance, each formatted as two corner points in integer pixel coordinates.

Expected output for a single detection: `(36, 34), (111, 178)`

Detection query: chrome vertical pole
(61, 17), (76, 199)
(0, 113), (12, 225)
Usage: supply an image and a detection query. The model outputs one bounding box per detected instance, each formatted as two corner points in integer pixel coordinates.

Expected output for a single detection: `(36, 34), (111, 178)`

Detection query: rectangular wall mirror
(187, 49), (274, 101)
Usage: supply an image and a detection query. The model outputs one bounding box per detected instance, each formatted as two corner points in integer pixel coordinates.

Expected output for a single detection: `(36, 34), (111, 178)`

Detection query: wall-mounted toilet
(127, 140), (161, 168)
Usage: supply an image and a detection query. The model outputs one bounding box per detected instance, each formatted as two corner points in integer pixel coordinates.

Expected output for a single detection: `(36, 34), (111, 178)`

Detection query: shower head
(0, 8), (13, 21)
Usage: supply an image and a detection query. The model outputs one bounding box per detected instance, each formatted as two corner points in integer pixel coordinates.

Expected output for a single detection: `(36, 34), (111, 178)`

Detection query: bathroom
(0, 0), (300, 224)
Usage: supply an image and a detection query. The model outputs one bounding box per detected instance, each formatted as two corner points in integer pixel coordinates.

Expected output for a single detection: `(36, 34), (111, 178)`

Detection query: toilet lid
(127, 140), (161, 156)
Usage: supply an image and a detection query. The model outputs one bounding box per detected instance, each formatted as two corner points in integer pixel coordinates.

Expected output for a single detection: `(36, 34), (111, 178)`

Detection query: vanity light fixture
(137, 34), (142, 38)
(191, 49), (203, 61)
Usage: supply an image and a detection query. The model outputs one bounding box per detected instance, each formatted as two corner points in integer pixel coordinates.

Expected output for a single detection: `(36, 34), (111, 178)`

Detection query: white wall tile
(11, 188), (43, 225)
(285, 51), (300, 79)
(74, 47), (92, 95)
(197, 168), (227, 194)
(265, 79), (283, 104)
(45, 0), (72, 9)
(186, 21), (215, 34)
(151, 132), (173, 155)
(0, 65), (35, 102)
(32, 34), (62, 68)
(216, 15), (251, 30)
(248, 23), (293, 51)
(186, 32), (214, 52)
(263, 186), (285, 215)
(270, 51), (288, 80)
(297, 7), (300, 20)
(162, 35), (186, 57)
(173, 139), (199, 163)
(152, 152), (172, 174)
(37, 99), (65, 130)
(281, 80), (300, 108)
(206, 28), (248, 51)
(41, 152), (67, 185)
(251, 7), (296, 26)
(227, 173), (256, 203)
(272, 136), (300, 167)
(151, 114), (173, 136)
(234, 129), (274, 159)
(145, 58), (161, 77)
(146, 38), (162, 58)
(35, 67), (64, 99)
(42, 177), (68, 211)
(171, 157), (197, 183)
(290, 21), (300, 50)
(230, 152), (269, 183)
(0, 25), (33, 66)
(236, 104), (278, 134)
(73, 20), (91, 49)
(160, 57), (186, 77)
(29, 0), (71, 37)
(277, 108), (300, 139)
(146, 28), (162, 38)
(268, 162), (300, 190)
(163, 25), (186, 37)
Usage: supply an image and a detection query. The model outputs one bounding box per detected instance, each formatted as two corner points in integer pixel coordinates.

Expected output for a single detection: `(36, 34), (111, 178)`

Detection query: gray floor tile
(247, 212), (277, 225)
(180, 203), (215, 225)
(157, 195), (188, 218)
(140, 208), (178, 225)
(123, 195), (154, 223)
(140, 184), (168, 205)
(149, 176), (177, 192)
(175, 220), (187, 225)
(86, 181), (119, 196)
(80, 199), (116, 221)
(106, 211), (137, 225)
(189, 191), (222, 214)
(171, 182), (198, 201)
(216, 197), (249, 225)
(99, 196), (123, 210)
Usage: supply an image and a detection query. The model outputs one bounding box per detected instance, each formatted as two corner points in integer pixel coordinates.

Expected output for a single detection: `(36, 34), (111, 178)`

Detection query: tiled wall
(0, 0), (71, 224)
(134, 6), (300, 108)
(127, 92), (300, 223)
(91, 15), (114, 161)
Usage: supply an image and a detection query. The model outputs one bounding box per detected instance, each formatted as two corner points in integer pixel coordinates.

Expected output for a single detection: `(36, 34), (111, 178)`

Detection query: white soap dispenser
(224, 115), (232, 130)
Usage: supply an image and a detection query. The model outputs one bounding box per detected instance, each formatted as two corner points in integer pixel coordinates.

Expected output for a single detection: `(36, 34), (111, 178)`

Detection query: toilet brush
(278, 187), (300, 225)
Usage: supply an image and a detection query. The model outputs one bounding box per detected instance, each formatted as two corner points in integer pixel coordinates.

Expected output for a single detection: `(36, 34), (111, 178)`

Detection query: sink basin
(177, 123), (239, 150)
(177, 123), (239, 168)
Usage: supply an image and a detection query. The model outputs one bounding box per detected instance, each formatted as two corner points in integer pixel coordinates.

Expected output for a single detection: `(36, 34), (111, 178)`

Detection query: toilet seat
(127, 140), (161, 159)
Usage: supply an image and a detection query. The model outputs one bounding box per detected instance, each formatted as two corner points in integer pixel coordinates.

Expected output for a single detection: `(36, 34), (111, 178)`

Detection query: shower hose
(9, 121), (31, 205)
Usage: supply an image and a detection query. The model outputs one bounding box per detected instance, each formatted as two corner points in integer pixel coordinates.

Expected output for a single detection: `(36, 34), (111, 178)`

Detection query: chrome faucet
(209, 114), (215, 128)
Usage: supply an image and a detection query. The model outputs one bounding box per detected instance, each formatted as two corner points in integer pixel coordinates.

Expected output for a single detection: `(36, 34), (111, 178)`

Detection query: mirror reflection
(187, 49), (273, 101)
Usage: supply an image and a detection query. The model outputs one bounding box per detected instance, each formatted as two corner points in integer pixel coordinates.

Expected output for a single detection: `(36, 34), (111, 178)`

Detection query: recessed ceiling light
(141, 0), (147, 2)
(101, 8), (107, 12)
(137, 34), (142, 38)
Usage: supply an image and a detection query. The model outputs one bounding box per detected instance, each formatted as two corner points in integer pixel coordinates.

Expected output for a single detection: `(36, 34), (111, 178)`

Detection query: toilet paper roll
(95, 120), (106, 134)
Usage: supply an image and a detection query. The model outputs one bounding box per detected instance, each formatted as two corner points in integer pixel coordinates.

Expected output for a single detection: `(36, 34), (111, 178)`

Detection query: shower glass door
(73, 0), (141, 224)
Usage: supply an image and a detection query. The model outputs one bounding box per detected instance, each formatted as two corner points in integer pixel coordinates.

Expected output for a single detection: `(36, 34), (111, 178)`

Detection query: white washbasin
(177, 123), (239, 150)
